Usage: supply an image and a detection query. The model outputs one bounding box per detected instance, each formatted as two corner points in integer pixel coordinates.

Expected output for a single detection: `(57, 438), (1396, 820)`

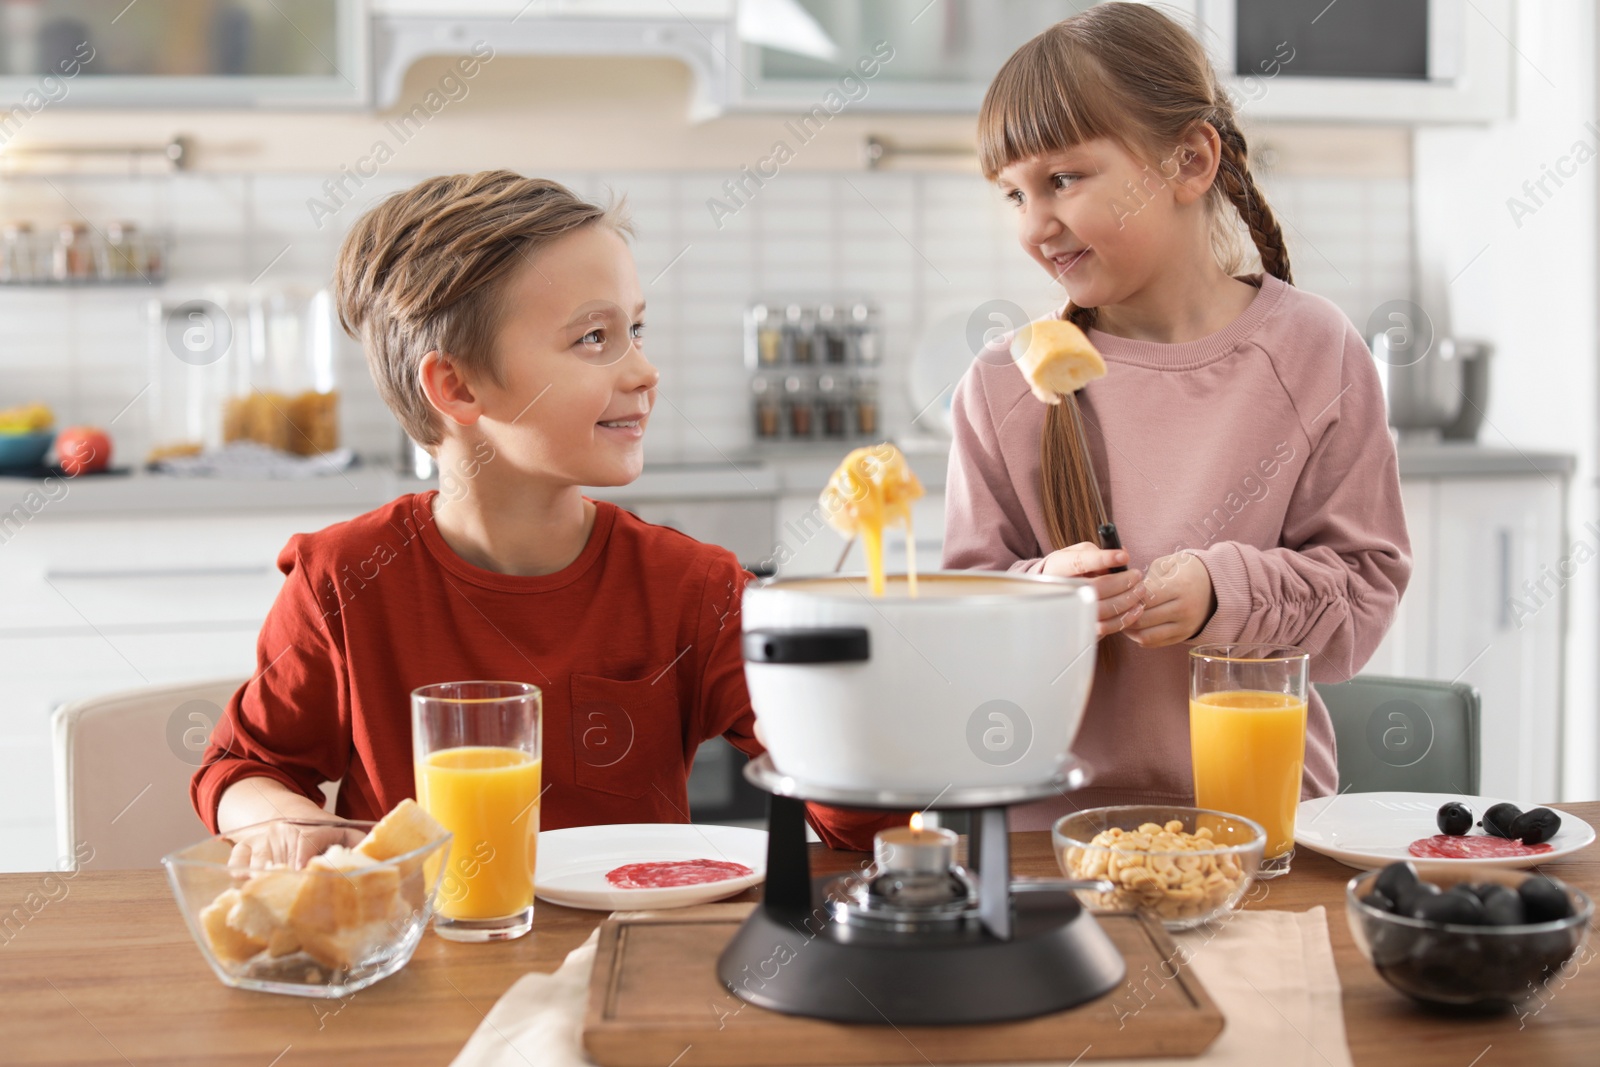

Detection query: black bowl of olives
(1346, 861), (1592, 1010)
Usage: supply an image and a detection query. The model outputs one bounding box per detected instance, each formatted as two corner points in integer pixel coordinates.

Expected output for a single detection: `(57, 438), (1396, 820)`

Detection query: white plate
(534, 823), (767, 910)
(1294, 791), (1595, 872)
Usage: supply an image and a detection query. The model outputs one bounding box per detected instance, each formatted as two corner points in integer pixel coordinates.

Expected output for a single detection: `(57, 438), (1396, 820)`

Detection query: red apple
(56, 426), (111, 476)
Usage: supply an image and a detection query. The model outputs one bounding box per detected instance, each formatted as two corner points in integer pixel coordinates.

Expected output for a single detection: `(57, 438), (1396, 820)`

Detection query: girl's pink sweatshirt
(943, 274), (1412, 829)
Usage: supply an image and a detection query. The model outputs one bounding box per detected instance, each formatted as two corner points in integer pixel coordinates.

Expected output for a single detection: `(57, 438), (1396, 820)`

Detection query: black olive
(1482, 802), (1523, 838)
(1436, 801), (1474, 836)
(1511, 807), (1562, 846)
(1413, 891), (1486, 926)
(1519, 876), (1574, 923)
(1399, 880), (1442, 917)
(1478, 884), (1527, 926)
(1373, 861), (1420, 903)
(1360, 889), (1395, 913)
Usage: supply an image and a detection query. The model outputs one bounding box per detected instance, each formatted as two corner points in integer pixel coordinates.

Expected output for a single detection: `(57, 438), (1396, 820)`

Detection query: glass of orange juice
(1189, 645), (1309, 879)
(412, 681), (542, 942)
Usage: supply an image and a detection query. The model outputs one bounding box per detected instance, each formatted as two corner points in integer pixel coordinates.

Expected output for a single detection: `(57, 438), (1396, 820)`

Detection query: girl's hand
(1125, 551), (1217, 647)
(1041, 543), (1148, 637)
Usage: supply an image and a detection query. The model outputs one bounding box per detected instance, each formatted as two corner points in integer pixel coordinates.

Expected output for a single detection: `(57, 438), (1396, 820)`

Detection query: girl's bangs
(976, 34), (1126, 180)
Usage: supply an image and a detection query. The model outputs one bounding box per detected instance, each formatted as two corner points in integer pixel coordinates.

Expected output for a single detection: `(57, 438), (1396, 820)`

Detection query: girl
(943, 4), (1412, 827)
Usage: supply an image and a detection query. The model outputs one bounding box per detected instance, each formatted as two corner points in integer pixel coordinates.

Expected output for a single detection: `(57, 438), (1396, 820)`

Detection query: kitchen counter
(0, 440), (1570, 519)
(1394, 439), (1576, 478)
(0, 450), (950, 519)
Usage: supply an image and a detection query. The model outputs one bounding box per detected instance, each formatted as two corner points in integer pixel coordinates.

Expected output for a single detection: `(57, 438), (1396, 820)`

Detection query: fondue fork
(1063, 391), (1126, 574)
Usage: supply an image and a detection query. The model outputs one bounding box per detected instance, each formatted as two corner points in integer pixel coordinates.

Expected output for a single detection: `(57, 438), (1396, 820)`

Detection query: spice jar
(784, 304), (813, 364)
(750, 303), (782, 367)
(817, 374), (848, 438)
(853, 376), (879, 437)
(849, 302), (879, 364)
(138, 229), (166, 279)
(96, 221), (139, 280)
(818, 303), (848, 363)
(53, 222), (94, 282)
(752, 375), (782, 439)
(784, 375), (814, 438)
(0, 221), (36, 282)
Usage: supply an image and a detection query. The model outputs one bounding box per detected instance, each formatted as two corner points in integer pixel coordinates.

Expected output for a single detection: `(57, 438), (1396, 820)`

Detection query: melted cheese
(821, 443), (925, 596)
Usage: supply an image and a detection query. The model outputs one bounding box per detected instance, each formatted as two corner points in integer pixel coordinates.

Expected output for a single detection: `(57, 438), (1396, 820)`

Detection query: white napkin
(449, 928), (601, 1067)
(451, 908), (1352, 1067)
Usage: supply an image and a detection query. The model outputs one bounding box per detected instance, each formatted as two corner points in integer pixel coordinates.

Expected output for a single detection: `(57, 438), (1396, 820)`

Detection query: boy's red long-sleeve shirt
(192, 492), (896, 851)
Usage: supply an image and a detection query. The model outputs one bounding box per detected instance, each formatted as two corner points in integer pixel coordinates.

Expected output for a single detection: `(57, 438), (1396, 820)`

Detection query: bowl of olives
(1347, 861), (1591, 1010)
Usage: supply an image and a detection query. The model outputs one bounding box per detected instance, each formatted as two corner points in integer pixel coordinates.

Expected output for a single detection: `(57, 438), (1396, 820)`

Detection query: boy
(192, 171), (893, 861)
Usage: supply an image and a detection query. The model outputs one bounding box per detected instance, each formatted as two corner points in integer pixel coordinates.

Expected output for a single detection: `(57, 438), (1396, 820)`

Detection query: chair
(52, 677), (245, 870)
(1314, 675), (1481, 795)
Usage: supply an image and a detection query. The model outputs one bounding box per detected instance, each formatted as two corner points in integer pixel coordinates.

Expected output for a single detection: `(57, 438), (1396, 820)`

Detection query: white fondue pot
(741, 571), (1099, 793)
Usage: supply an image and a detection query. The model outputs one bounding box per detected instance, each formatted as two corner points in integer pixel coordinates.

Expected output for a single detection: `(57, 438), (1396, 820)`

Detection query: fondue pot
(741, 571), (1098, 794)
(722, 571), (1123, 1027)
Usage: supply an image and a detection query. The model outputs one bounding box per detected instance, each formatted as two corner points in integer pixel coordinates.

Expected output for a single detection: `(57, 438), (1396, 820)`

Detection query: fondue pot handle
(743, 627), (870, 664)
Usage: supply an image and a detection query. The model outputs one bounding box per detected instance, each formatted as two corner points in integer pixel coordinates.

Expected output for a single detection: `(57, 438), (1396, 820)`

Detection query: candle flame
(909, 811), (925, 832)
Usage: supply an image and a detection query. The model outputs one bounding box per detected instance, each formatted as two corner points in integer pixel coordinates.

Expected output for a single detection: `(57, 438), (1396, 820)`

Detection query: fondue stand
(717, 754), (1128, 1025)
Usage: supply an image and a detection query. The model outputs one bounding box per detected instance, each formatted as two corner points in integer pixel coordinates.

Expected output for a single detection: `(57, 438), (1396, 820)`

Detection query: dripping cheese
(820, 443), (925, 597)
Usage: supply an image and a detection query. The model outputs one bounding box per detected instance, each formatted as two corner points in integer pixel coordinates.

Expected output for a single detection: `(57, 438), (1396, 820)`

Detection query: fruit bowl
(1347, 864), (1591, 1010)
(162, 818), (452, 998)
(1053, 805), (1266, 929)
(0, 430), (54, 469)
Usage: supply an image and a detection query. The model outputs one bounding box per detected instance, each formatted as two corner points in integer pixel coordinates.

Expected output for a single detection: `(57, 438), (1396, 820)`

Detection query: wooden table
(3, 804), (1597, 1067)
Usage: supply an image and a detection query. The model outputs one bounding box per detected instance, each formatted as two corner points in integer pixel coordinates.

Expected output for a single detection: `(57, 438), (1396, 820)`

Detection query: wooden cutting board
(582, 903), (1223, 1065)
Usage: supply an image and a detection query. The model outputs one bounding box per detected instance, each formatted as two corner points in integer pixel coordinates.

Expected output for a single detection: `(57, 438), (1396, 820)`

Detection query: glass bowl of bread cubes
(163, 800), (452, 997)
(1053, 805), (1267, 929)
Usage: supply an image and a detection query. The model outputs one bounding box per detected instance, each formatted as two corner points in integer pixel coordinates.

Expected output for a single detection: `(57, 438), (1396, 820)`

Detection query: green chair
(1314, 675), (1481, 795)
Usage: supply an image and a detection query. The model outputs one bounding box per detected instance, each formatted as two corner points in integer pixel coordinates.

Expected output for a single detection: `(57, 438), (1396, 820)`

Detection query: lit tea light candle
(874, 811), (957, 874)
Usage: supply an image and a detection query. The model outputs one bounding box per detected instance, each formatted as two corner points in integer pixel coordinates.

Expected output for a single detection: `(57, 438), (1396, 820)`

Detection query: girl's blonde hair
(978, 3), (1293, 556)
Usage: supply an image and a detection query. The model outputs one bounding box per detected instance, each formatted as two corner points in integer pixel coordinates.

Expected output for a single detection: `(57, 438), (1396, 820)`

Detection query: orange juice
(1189, 690), (1307, 858)
(415, 746), (541, 920)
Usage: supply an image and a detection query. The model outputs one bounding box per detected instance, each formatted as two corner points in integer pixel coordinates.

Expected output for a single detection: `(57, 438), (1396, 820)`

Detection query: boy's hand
(1125, 551), (1216, 648)
(227, 818), (361, 871)
(218, 776), (356, 869)
(1041, 543), (1147, 638)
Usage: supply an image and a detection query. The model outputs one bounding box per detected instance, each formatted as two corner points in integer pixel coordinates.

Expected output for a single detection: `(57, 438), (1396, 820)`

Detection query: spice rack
(0, 219), (168, 285)
(746, 300), (881, 447)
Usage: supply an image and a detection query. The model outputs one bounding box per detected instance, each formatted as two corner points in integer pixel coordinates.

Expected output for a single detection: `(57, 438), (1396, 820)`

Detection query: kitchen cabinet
(0, 510), (351, 873)
(1366, 470), (1568, 803)
(0, 0), (368, 108)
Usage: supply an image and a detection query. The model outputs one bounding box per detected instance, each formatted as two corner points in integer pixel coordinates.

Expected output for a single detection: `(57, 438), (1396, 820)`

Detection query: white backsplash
(0, 169), (1411, 467)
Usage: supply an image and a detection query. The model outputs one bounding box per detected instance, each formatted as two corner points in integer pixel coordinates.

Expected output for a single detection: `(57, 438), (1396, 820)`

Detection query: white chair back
(52, 677), (244, 870)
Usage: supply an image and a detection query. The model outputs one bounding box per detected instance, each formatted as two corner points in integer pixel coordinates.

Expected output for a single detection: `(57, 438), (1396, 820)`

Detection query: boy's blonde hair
(333, 170), (631, 448)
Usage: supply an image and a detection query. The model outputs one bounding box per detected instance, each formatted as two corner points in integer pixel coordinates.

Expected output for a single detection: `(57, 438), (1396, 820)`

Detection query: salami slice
(605, 859), (755, 890)
(1408, 834), (1555, 860)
